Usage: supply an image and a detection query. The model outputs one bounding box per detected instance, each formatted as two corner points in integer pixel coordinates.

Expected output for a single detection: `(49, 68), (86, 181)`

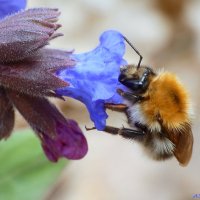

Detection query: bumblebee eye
(118, 67), (154, 94)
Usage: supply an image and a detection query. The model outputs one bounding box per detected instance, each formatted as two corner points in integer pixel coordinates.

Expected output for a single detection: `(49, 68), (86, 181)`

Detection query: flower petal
(0, 8), (62, 63)
(41, 119), (88, 162)
(0, 48), (75, 97)
(0, 87), (14, 140)
(8, 91), (88, 162)
(56, 30), (127, 130)
(0, 0), (26, 19)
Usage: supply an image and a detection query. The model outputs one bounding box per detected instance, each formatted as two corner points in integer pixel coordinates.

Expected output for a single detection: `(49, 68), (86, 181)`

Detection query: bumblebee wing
(168, 123), (193, 166)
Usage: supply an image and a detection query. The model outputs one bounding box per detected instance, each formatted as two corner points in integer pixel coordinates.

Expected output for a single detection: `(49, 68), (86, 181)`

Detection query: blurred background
(2, 0), (200, 199)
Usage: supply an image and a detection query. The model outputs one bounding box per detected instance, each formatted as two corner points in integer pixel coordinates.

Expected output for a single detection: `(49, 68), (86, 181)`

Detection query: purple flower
(0, 6), (88, 162)
(8, 92), (88, 162)
(0, 1), (127, 161)
(56, 30), (127, 130)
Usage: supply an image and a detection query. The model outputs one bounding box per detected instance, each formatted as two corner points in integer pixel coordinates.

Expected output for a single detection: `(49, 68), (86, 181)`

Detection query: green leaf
(0, 129), (67, 200)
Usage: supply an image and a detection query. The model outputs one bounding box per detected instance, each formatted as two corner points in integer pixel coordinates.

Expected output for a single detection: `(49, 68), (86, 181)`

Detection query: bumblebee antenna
(123, 36), (143, 69)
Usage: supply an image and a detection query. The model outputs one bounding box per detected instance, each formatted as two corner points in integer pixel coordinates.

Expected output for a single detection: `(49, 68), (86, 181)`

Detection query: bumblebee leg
(86, 125), (145, 141)
(103, 126), (120, 135)
(119, 128), (145, 139)
(85, 126), (120, 135)
(104, 103), (127, 112)
(85, 126), (96, 131)
(117, 89), (145, 103)
(103, 126), (145, 140)
(134, 122), (148, 132)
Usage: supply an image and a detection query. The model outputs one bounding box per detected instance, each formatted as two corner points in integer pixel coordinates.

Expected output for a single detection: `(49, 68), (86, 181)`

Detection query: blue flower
(56, 30), (127, 130)
(0, 0), (126, 160)
(0, 0), (26, 19)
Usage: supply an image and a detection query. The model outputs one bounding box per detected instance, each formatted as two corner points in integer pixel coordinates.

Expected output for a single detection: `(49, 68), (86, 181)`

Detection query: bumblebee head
(118, 65), (155, 94)
(119, 36), (156, 94)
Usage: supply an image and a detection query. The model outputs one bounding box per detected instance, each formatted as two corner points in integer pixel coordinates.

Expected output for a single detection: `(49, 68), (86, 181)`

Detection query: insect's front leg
(117, 89), (145, 103)
(104, 103), (127, 112)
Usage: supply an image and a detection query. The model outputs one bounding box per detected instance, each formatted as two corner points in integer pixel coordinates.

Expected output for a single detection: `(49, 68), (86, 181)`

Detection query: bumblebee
(87, 37), (193, 166)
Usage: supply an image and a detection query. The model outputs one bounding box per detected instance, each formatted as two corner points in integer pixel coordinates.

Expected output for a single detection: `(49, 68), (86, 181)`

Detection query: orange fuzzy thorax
(140, 72), (191, 130)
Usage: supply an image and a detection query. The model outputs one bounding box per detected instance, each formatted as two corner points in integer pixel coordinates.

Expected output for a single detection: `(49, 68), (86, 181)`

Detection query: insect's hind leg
(119, 127), (145, 139)
(103, 126), (145, 140)
(135, 122), (148, 132)
(86, 125), (145, 140)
